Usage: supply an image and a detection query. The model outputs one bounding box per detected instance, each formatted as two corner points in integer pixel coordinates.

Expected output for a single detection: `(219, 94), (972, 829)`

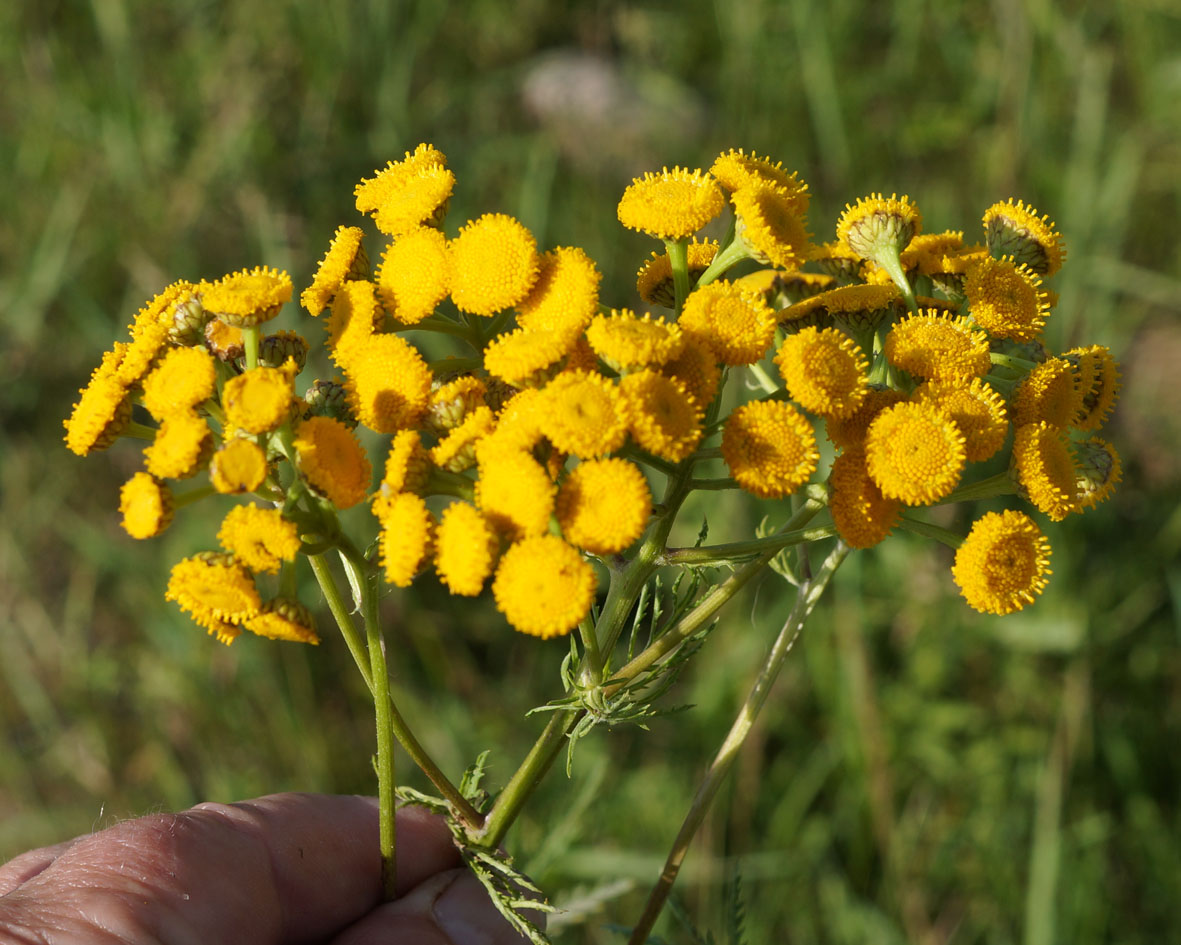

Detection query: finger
(0, 793), (462, 945)
(0, 840), (75, 896)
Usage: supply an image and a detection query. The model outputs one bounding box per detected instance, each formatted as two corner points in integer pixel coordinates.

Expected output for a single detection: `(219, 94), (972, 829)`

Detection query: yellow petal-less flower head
(343, 333), (433, 434)
(865, 401), (966, 505)
(721, 400), (819, 499)
(1011, 358), (1083, 428)
(145, 412), (214, 480)
(768, 271), (838, 307)
(1074, 437), (1121, 510)
(660, 337), (722, 412)
(483, 387), (547, 455)
(200, 266), (292, 328)
(620, 370), (703, 463)
(586, 309), (685, 373)
(165, 552), (261, 638)
(222, 365), (296, 435)
(537, 371), (628, 459)
(825, 387), (908, 449)
(431, 405), (496, 473)
(885, 311), (992, 382)
(963, 255), (1051, 341)
(982, 199), (1066, 277)
(557, 458), (652, 555)
(790, 283), (903, 334)
(899, 230), (966, 277)
(376, 492), (435, 588)
(731, 182), (812, 271)
(210, 437), (269, 494)
(117, 281), (194, 385)
(952, 510), (1052, 615)
(709, 150), (809, 210)
(217, 504), (301, 575)
(204, 318), (245, 362)
(1011, 421), (1080, 521)
(635, 239), (718, 309)
(293, 416), (372, 510)
(836, 193), (922, 265)
(376, 226), (451, 325)
(678, 281), (778, 366)
(775, 326), (870, 420)
(483, 327), (575, 388)
(326, 280), (385, 365)
(617, 166), (725, 241)
(381, 429), (432, 496)
(827, 445), (900, 549)
(354, 145), (454, 236)
(914, 378), (1010, 463)
(435, 501), (500, 596)
(64, 368), (132, 456)
(810, 240), (865, 283)
(516, 246), (602, 335)
(301, 225), (368, 315)
(119, 472), (175, 540)
(1064, 345), (1120, 431)
(426, 375), (487, 435)
(492, 534), (597, 639)
(475, 447), (556, 540)
(449, 213), (540, 316)
(244, 598), (320, 645)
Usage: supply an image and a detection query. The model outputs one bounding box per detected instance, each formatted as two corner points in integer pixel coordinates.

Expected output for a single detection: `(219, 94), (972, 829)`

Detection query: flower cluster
(65, 145), (1121, 648)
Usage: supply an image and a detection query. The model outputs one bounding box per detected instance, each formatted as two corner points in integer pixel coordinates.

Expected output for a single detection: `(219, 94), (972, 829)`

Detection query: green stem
(173, 484), (215, 509)
(416, 314), (480, 346)
(935, 471), (1017, 505)
(426, 356), (482, 376)
(627, 541), (850, 945)
(309, 553), (372, 691)
(662, 524), (837, 566)
(666, 239), (690, 315)
(243, 326), (260, 371)
(897, 515), (963, 549)
(990, 352), (1038, 373)
(687, 477), (740, 491)
(696, 238), (752, 287)
(123, 420), (158, 441)
(747, 360), (780, 395)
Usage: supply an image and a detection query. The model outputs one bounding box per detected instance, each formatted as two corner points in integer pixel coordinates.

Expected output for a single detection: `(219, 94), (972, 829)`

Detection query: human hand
(0, 792), (537, 944)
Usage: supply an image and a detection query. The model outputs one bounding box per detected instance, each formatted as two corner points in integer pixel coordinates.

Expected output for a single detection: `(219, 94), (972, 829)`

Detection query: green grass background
(2, 1), (1180, 941)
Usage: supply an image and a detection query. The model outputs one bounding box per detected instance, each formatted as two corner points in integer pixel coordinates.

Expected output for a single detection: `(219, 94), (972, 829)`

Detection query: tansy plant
(65, 144), (1120, 942)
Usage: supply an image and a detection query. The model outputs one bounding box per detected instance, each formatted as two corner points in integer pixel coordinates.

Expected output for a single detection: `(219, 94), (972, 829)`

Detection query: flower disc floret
(914, 378), (1009, 462)
(586, 310), (685, 372)
(381, 429), (432, 495)
(731, 182), (811, 270)
(326, 280), (384, 365)
(376, 492), (435, 588)
(141, 347), (217, 420)
(679, 281), (777, 366)
(982, 199), (1066, 276)
(557, 458), (652, 555)
(865, 401), (966, 505)
(223, 366), (295, 435)
(885, 311), (991, 382)
(1012, 358), (1083, 427)
(963, 256), (1050, 341)
(64, 370), (131, 456)
(200, 266), (292, 328)
(660, 338), (722, 411)
(431, 405), (496, 473)
(119, 472), (174, 539)
(166, 552), (261, 636)
(492, 535), (596, 639)
(483, 327), (574, 387)
(620, 371), (703, 463)
(1011, 422), (1079, 521)
(775, 326), (870, 419)
(435, 501), (500, 597)
(1064, 345), (1120, 431)
(475, 447), (556, 540)
(245, 599), (320, 645)
(827, 446), (899, 548)
(355, 145), (454, 237)
(952, 510), (1052, 614)
(721, 400), (819, 499)
(709, 150), (808, 206)
(343, 333), (433, 433)
(617, 167), (724, 240)
(517, 246), (602, 336)
(301, 225), (367, 315)
(145, 412), (213, 480)
(210, 438), (268, 494)
(218, 505), (301, 575)
(293, 416), (372, 510)
(537, 371), (628, 459)
(376, 226), (451, 325)
(836, 193), (922, 263)
(448, 213), (540, 316)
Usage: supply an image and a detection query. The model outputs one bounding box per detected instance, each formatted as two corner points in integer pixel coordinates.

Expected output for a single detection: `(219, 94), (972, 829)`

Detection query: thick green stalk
(243, 325), (260, 370)
(695, 237), (751, 287)
(309, 553), (372, 691)
(627, 541), (850, 944)
(666, 238), (690, 315)
(936, 471), (1017, 505)
(661, 524), (837, 566)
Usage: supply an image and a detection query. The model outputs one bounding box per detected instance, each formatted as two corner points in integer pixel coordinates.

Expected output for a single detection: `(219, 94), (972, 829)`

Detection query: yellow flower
(140, 347), (217, 421)
(517, 246), (602, 335)
(617, 167), (724, 241)
(635, 239), (718, 309)
(963, 256), (1050, 341)
(426, 375), (487, 435)
(475, 447), (556, 540)
(449, 213), (540, 316)
(810, 240), (865, 282)
(483, 387), (546, 454)
(557, 458), (652, 555)
(354, 144), (454, 236)
(660, 337), (722, 411)
(537, 371), (628, 459)
(376, 492), (435, 588)
(827, 445), (899, 549)
(326, 280), (385, 365)
(775, 326), (870, 419)
(1064, 345), (1120, 431)
(376, 226), (451, 325)
(824, 387), (908, 449)
(914, 378), (1009, 463)
(64, 366), (132, 456)
(586, 309), (685, 372)
(721, 400), (819, 499)
(435, 501), (500, 596)
(1011, 422), (1079, 521)
(864, 401), (966, 505)
(119, 472), (175, 539)
(165, 552), (261, 638)
(204, 318), (245, 362)
(1074, 437), (1121, 509)
(210, 437), (269, 494)
(952, 510), (1052, 615)
(117, 282), (193, 384)
(679, 281), (777, 366)
(620, 370), (703, 463)
(836, 193), (922, 263)
(982, 199), (1066, 276)
(899, 230), (966, 276)
(731, 182), (812, 270)
(784, 284), (902, 334)
(709, 149), (808, 207)
(492, 534), (596, 638)
(483, 327), (575, 387)
(145, 412), (213, 480)
(217, 504), (301, 575)
(293, 416), (372, 510)
(885, 311), (991, 382)
(200, 266), (292, 328)
(223, 365), (295, 435)
(431, 405), (496, 473)
(1011, 358), (1083, 427)
(244, 599), (320, 645)
(342, 333), (433, 434)
(381, 429), (432, 495)
(301, 225), (368, 315)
